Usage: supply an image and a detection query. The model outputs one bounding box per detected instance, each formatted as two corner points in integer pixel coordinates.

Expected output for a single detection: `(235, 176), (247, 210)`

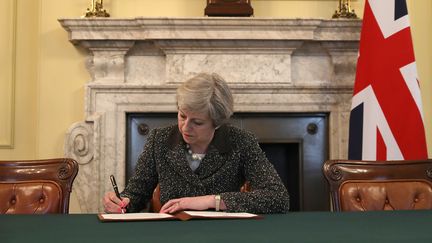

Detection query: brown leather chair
(323, 159), (432, 211)
(150, 181), (250, 212)
(0, 158), (78, 214)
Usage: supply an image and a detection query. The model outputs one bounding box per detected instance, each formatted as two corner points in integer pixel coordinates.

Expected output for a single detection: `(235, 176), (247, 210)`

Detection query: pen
(110, 175), (125, 214)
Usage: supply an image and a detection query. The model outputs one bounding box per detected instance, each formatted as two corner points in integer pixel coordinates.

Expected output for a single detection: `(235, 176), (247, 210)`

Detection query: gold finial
(332, 0), (358, 19)
(83, 0), (110, 18)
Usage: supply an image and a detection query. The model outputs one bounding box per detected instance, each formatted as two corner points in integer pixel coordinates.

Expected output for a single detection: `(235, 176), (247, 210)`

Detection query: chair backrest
(0, 158), (78, 214)
(323, 159), (432, 211)
(150, 181), (251, 212)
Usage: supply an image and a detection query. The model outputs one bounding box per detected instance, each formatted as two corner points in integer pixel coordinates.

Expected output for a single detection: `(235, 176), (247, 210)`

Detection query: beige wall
(0, 0), (15, 149)
(0, 0), (431, 212)
(409, 0), (432, 156)
(0, 0), (38, 156)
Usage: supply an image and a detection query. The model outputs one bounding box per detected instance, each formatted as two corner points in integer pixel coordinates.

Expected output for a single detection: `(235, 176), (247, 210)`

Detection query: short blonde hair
(176, 73), (234, 127)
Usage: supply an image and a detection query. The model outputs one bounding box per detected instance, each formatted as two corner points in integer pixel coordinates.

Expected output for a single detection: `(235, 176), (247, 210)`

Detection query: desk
(1, 210), (432, 243)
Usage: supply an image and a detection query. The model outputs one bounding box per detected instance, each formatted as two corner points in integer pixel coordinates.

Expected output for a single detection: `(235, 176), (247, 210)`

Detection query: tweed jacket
(121, 123), (290, 214)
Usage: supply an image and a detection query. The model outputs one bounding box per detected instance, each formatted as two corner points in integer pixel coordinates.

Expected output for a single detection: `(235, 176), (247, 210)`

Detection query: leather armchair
(0, 158), (78, 214)
(323, 159), (432, 211)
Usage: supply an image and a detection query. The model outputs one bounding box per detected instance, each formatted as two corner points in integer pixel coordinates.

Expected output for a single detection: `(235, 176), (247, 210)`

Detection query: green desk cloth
(1, 210), (432, 243)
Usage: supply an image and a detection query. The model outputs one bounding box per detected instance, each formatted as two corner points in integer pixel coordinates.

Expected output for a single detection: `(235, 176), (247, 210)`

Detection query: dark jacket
(122, 124), (289, 213)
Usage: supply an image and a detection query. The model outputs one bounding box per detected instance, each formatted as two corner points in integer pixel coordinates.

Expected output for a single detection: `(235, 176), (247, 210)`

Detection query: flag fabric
(348, 0), (428, 160)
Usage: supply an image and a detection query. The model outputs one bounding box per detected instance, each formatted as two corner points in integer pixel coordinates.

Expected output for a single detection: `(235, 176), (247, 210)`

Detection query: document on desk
(182, 211), (259, 218)
(98, 211), (260, 222)
(98, 213), (175, 221)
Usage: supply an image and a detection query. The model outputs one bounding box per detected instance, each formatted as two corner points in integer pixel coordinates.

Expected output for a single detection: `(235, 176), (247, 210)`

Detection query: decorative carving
(58, 161), (74, 180)
(427, 168), (432, 179)
(81, 41), (134, 82)
(83, 0), (110, 18)
(332, 0), (357, 19)
(330, 165), (343, 181)
(64, 122), (94, 165)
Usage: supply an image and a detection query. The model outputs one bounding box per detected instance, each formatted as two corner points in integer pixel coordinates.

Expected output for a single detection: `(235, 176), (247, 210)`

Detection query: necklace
(186, 144), (206, 161)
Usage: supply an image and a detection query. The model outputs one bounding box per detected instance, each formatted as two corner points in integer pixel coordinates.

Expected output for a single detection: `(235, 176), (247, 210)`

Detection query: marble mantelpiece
(59, 17), (361, 213)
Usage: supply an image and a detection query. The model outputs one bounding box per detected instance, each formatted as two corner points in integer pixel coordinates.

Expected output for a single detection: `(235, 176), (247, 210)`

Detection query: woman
(103, 73), (289, 214)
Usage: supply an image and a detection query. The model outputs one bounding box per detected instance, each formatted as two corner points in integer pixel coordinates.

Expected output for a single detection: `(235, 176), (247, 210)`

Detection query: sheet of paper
(183, 211), (258, 218)
(100, 212), (174, 220)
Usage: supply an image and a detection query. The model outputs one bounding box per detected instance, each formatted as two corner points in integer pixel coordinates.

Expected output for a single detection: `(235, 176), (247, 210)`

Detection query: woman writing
(103, 73), (289, 214)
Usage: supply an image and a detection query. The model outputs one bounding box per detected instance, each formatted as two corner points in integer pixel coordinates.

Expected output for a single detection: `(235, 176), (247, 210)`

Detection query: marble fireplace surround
(59, 17), (361, 213)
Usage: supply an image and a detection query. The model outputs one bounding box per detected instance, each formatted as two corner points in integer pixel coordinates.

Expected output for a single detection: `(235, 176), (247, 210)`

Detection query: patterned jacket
(122, 124), (290, 213)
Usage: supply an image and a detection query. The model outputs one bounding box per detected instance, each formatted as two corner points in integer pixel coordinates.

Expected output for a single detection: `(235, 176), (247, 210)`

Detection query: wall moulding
(0, 0), (17, 148)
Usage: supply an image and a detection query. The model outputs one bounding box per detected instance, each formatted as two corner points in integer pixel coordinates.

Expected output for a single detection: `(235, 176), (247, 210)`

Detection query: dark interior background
(126, 112), (329, 211)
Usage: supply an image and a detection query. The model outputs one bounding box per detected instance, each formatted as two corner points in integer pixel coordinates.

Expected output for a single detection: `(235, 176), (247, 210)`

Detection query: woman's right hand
(103, 191), (130, 213)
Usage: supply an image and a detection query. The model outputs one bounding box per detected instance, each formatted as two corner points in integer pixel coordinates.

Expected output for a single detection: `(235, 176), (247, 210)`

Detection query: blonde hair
(176, 73), (234, 127)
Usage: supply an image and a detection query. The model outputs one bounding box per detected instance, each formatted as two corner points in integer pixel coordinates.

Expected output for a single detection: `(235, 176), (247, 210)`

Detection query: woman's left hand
(160, 195), (215, 214)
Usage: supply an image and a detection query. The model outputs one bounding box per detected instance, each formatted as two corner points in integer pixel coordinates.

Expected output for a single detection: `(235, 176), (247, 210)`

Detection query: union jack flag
(348, 0), (428, 160)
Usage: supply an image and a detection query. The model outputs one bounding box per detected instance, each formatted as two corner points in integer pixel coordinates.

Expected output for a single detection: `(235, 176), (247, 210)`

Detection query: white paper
(100, 212), (174, 220)
(183, 211), (257, 218)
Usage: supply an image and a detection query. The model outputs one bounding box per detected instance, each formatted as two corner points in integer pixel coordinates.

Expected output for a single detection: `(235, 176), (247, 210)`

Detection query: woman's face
(177, 109), (215, 149)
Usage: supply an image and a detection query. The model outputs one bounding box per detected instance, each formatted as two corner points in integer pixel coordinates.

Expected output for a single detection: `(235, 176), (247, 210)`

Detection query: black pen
(110, 175), (125, 213)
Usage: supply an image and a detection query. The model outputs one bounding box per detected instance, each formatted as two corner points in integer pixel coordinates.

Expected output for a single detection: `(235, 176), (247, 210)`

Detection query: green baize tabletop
(1, 210), (432, 243)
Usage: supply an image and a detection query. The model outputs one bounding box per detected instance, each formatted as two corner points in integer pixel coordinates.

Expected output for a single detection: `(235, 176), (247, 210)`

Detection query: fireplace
(127, 112), (329, 211)
(60, 17), (361, 213)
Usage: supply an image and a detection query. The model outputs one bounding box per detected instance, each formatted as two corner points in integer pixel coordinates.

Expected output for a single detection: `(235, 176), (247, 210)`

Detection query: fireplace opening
(260, 142), (300, 211)
(126, 112), (329, 211)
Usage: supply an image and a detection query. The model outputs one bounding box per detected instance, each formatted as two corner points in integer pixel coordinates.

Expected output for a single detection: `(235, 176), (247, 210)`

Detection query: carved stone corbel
(81, 40), (135, 82)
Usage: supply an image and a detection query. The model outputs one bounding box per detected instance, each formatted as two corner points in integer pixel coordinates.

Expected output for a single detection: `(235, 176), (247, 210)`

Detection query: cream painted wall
(408, 0), (432, 158)
(0, 0), (15, 149)
(0, 0), (38, 157)
(0, 0), (430, 213)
